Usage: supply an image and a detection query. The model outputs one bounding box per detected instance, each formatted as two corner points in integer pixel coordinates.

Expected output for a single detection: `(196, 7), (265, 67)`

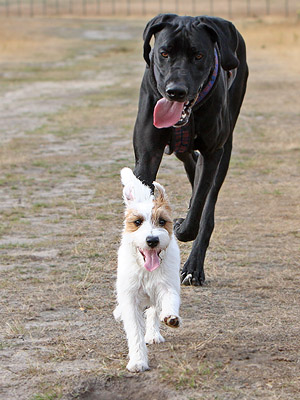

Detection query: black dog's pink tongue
(143, 249), (160, 272)
(153, 98), (184, 128)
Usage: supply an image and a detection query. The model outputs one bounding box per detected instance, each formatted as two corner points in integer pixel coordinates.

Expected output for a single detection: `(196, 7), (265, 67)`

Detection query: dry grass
(0, 15), (299, 400)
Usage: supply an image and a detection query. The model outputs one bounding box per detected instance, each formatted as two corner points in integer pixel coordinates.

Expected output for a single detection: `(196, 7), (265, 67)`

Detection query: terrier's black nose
(166, 84), (188, 101)
(146, 236), (159, 248)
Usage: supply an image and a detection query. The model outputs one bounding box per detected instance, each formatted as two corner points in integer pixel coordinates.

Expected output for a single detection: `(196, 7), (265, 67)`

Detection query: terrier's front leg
(144, 306), (165, 344)
(120, 301), (149, 372)
(160, 289), (181, 328)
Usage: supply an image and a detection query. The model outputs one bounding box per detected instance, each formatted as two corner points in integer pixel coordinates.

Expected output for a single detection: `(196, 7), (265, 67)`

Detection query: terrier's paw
(126, 359), (150, 373)
(163, 315), (180, 328)
(113, 306), (121, 322)
(145, 332), (165, 345)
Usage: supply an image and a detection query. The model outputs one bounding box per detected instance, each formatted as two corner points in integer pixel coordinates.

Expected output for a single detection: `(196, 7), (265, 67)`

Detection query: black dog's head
(143, 14), (239, 128)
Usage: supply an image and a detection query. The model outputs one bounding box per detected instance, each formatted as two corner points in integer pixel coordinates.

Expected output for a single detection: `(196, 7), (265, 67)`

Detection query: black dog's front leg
(133, 89), (171, 186)
(180, 135), (233, 285)
(134, 146), (166, 188)
(133, 128), (170, 186)
(174, 148), (224, 242)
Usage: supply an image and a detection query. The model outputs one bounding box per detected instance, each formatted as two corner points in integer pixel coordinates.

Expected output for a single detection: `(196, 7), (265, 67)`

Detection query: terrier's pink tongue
(143, 249), (160, 272)
(153, 98), (184, 128)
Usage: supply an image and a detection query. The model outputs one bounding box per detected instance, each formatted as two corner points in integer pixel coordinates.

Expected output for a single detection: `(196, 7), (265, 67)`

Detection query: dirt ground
(0, 15), (299, 400)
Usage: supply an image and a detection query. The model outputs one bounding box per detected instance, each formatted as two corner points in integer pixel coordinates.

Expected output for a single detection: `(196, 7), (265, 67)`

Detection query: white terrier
(114, 167), (181, 373)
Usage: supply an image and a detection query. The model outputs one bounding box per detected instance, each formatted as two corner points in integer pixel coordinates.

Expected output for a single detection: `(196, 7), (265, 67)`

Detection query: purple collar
(194, 47), (219, 106)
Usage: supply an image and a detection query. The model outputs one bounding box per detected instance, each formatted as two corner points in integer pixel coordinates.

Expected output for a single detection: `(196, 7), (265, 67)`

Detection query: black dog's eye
(134, 219), (143, 227)
(158, 218), (166, 227)
(161, 51), (169, 58)
(195, 53), (204, 60)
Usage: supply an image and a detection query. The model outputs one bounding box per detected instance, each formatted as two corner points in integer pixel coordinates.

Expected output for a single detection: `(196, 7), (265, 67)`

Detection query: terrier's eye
(161, 51), (169, 58)
(134, 219), (143, 227)
(158, 218), (166, 227)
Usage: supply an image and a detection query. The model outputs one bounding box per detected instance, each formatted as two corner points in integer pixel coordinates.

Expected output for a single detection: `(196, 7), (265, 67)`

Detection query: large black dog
(133, 14), (248, 285)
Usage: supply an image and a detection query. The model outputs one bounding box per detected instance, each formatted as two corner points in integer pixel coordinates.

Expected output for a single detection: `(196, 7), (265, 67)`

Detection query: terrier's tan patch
(151, 190), (173, 235)
(124, 209), (144, 233)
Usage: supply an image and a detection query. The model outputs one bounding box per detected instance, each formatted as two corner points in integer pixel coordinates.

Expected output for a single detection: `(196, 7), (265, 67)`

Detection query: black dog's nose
(166, 84), (188, 101)
(146, 236), (159, 248)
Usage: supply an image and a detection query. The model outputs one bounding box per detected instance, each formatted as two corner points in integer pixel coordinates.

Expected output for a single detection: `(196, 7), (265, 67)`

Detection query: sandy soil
(0, 16), (299, 400)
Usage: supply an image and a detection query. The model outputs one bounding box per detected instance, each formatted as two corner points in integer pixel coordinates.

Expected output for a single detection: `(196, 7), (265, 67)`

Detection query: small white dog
(114, 167), (181, 373)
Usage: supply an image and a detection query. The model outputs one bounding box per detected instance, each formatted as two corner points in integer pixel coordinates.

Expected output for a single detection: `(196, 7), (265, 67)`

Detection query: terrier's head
(120, 167), (173, 272)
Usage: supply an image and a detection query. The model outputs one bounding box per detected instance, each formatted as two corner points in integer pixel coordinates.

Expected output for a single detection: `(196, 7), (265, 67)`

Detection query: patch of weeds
(230, 156), (254, 171)
(88, 252), (100, 259)
(51, 218), (62, 224)
(0, 279), (12, 289)
(221, 385), (240, 394)
(21, 277), (43, 284)
(72, 240), (102, 259)
(236, 261), (252, 268)
(262, 188), (283, 196)
(161, 365), (198, 390)
(177, 372), (198, 390)
(73, 264), (92, 285)
(32, 160), (52, 168)
(81, 163), (93, 171)
(48, 340), (79, 363)
(13, 265), (30, 275)
(5, 319), (27, 338)
(0, 223), (10, 236)
(61, 170), (78, 178)
(51, 127), (81, 138)
(159, 360), (223, 390)
(30, 391), (61, 400)
(96, 214), (111, 221)
(0, 208), (26, 221)
(260, 168), (272, 175)
(33, 202), (51, 210)
(27, 122), (80, 139)
(0, 242), (32, 249)
(26, 124), (49, 137)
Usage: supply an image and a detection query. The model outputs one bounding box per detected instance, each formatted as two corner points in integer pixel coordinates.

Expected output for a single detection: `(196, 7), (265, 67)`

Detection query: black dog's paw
(181, 273), (203, 286)
(173, 218), (195, 242)
(173, 218), (185, 241)
(181, 272), (193, 286)
(173, 218), (185, 228)
(180, 264), (205, 286)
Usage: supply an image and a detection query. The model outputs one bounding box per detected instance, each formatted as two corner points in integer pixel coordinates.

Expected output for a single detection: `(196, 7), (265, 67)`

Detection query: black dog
(133, 14), (248, 285)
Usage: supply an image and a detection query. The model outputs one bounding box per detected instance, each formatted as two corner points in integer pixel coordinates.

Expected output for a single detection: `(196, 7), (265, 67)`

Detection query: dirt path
(0, 16), (299, 400)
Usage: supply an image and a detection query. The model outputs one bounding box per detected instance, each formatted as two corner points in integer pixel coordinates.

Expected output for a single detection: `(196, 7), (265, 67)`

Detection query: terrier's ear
(120, 167), (135, 186)
(153, 182), (168, 205)
(120, 167), (153, 205)
(120, 168), (136, 206)
(122, 185), (135, 206)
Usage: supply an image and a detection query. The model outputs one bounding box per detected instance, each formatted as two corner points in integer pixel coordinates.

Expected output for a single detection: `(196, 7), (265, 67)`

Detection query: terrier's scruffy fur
(114, 168), (181, 373)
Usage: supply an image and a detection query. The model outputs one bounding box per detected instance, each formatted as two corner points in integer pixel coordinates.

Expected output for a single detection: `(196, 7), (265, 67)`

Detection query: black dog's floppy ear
(198, 17), (239, 71)
(143, 14), (177, 66)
